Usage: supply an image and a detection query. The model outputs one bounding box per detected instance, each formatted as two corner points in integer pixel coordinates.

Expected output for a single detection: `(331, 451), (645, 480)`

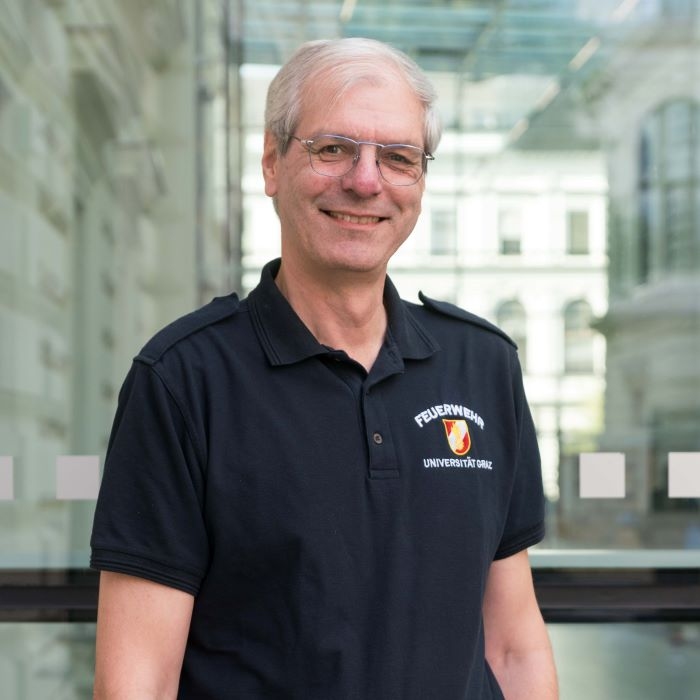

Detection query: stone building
(556, 1), (700, 547)
(0, 1), (228, 695)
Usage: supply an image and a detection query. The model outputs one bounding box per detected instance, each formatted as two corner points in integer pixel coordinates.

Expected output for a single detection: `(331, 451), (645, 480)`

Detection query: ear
(262, 131), (280, 197)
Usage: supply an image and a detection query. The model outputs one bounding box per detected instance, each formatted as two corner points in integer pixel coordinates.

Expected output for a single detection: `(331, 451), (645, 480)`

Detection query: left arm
(482, 549), (558, 699)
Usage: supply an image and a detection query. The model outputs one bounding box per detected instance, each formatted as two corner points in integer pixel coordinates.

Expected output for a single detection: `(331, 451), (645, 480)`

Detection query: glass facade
(550, 623), (700, 700)
(1, 0), (698, 696)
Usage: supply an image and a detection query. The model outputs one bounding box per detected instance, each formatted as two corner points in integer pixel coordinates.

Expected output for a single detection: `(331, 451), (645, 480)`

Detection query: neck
(275, 262), (388, 371)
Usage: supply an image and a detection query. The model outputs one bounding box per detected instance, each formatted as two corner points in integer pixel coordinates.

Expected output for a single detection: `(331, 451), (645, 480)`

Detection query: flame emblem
(443, 419), (471, 456)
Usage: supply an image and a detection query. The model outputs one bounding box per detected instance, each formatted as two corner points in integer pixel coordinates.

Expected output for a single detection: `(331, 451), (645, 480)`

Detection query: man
(91, 37), (558, 699)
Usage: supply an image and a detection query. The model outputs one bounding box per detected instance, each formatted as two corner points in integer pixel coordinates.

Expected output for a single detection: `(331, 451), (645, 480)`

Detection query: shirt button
(372, 432), (384, 445)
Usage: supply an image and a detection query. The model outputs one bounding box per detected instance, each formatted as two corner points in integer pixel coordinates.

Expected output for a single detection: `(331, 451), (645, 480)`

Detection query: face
(262, 72), (427, 281)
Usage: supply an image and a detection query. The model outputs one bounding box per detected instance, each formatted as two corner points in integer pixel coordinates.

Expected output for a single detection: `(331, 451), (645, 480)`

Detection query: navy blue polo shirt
(91, 258), (545, 699)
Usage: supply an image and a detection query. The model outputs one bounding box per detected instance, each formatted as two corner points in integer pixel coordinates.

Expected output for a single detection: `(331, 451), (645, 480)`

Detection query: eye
(309, 137), (355, 160)
(319, 144), (344, 156)
(385, 151), (412, 165)
(381, 147), (422, 170)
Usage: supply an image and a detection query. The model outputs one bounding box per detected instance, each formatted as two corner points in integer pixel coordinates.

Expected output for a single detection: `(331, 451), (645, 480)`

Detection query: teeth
(328, 211), (381, 225)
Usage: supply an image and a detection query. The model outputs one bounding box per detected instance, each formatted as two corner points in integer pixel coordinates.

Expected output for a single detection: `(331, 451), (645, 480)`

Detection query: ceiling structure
(243, 0), (598, 76)
(235, 0), (646, 149)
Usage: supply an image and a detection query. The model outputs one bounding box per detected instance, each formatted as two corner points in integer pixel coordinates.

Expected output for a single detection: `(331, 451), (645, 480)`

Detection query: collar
(247, 259), (440, 367)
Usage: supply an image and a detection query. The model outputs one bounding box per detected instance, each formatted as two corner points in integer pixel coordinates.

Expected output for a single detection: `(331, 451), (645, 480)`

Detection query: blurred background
(0, 0), (698, 697)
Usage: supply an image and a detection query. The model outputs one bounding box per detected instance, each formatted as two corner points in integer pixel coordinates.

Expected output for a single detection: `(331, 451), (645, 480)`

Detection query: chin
(322, 250), (390, 275)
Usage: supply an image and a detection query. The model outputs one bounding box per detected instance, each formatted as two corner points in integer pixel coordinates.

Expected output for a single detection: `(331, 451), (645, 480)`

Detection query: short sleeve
(90, 360), (209, 595)
(493, 349), (545, 560)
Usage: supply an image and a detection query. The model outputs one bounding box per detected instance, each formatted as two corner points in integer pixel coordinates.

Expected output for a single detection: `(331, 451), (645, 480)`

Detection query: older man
(91, 38), (558, 699)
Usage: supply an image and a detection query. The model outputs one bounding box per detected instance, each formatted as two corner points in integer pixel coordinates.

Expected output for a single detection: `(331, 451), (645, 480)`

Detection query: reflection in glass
(497, 207), (522, 255)
(552, 623), (700, 700)
(566, 210), (590, 255)
(497, 300), (528, 369)
(564, 301), (594, 375)
(0, 624), (95, 700)
(0, 0), (699, 693)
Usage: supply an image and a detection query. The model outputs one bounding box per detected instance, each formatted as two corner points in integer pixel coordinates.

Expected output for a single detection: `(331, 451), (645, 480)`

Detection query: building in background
(243, 123), (609, 505)
(0, 1), (229, 696)
(240, 42), (609, 512)
(557, 1), (700, 547)
(1, 1), (699, 698)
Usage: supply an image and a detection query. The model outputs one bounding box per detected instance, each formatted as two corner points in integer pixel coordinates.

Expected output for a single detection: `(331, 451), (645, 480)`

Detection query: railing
(1, 551), (699, 623)
(532, 550), (700, 622)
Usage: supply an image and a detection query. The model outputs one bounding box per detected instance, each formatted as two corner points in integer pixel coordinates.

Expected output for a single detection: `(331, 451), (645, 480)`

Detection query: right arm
(93, 571), (195, 699)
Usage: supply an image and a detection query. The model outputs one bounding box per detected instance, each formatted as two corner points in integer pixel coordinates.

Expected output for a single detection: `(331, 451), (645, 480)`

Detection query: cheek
(272, 153), (315, 196)
(399, 198), (423, 242)
(285, 170), (325, 207)
(403, 193), (423, 222)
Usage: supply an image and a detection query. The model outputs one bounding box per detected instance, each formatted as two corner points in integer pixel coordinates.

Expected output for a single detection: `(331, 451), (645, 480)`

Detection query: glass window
(637, 188), (652, 284)
(430, 206), (457, 256)
(0, 624), (95, 699)
(567, 210), (590, 255)
(551, 622), (700, 700)
(638, 100), (699, 275)
(496, 300), (527, 368)
(3, 0), (697, 560)
(650, 410), (700, 514)
(661, 0), (697, 21)
(1, 1), (700, 697)
(498, 207), (522, 255)
(564, 300), (594, 374)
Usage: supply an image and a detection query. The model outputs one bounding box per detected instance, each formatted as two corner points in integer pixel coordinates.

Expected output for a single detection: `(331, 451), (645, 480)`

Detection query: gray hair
(264, 37), (442, 156)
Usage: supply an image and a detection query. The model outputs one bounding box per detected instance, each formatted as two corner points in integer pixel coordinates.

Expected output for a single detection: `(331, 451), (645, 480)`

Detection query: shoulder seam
(137, 294), (240, 364)
(418, 292), (517, 348)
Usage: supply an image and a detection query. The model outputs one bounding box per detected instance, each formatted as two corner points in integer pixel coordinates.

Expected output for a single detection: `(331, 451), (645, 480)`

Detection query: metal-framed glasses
(291, 134), (434, 186)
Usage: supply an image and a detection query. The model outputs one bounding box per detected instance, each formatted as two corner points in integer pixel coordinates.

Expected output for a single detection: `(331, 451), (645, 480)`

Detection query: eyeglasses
(291, 134), (434, 186)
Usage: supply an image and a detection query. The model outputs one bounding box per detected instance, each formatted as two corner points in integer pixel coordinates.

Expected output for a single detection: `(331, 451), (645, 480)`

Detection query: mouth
(324, 210), (386, 225)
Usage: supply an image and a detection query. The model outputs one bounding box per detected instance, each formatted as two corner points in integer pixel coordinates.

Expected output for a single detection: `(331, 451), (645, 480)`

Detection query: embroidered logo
(414, 402), (493, 470)
(443, 419), (471, 455)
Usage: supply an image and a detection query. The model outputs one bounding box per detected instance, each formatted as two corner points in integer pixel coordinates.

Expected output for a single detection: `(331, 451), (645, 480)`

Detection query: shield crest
(443, 419), (471, 456)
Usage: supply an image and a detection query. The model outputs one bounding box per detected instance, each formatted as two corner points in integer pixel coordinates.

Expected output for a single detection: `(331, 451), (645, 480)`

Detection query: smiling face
(262, 70), (427, 283)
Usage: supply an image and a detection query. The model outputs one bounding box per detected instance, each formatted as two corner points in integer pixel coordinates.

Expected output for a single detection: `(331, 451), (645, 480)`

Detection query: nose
(341, 144), (383, 196)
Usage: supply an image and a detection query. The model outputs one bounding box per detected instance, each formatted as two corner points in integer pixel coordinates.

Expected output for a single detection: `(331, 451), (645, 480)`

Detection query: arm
(482, 550), (558, 699)
(93, 571), (195, 699)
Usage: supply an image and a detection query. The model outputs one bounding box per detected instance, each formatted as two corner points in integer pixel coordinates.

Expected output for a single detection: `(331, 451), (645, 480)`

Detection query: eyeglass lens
(303, 135), (427, 185)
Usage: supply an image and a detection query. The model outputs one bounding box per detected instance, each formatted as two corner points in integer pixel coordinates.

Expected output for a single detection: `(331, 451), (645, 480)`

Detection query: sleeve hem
(494, 521), (545, 560)
(91, 549), (202, 596)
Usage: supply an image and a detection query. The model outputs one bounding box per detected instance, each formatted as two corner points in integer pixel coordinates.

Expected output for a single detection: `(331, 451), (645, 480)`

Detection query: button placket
(363, 386), (399, 479)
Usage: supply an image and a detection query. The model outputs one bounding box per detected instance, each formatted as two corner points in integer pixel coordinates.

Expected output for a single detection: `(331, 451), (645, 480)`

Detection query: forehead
(298, 70), (425, 144)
